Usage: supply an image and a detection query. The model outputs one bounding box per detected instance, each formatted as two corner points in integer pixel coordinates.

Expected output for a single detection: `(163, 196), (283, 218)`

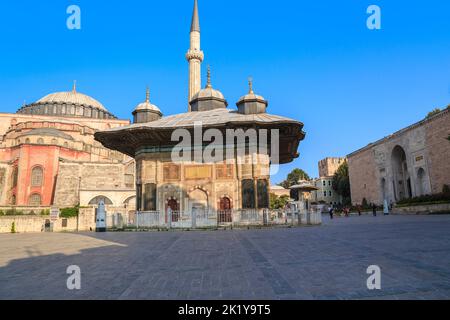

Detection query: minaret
(186, 0), (204, 111)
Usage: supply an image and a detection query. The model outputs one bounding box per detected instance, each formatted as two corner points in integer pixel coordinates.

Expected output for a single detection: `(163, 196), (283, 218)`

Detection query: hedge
(60, 207), (79, 218)
(396, 192), (450, 207)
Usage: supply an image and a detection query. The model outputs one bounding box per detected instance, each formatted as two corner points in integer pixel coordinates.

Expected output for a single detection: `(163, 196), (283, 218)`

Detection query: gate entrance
(166, 199), (179, 222)
(218, 197), (232, 223)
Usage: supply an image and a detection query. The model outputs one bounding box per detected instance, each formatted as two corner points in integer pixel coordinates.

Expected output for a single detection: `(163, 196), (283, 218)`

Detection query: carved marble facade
(135, 151), (270, 214)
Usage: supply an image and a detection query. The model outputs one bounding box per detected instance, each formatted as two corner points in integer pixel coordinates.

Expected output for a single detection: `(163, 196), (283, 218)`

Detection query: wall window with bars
(143, 183), (157, 211)
(136, 184), (142, 211)
(257, 179), (269, 209)
(241, 179), (255, 209)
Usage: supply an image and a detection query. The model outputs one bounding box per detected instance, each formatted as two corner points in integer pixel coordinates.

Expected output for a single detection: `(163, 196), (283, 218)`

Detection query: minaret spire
(186, 0), (204, 111)
(191, 0), (200, 32)
(72, 80), (77, 93)
(146, 87), (150, 103)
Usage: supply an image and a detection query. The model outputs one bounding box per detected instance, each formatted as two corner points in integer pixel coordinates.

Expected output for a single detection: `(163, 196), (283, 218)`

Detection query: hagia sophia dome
(16, 82), (117, 119)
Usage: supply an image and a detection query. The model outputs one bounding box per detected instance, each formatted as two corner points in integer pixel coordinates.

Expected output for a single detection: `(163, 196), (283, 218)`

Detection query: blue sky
(0, 0), (449, 183)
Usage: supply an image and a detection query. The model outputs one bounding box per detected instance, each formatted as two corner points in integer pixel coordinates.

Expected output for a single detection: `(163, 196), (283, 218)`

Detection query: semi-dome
(132, 88), (163, 123)
(18, 128), (75, 141)
(16, 82), (117, 119)
(190, 67), (228, 111)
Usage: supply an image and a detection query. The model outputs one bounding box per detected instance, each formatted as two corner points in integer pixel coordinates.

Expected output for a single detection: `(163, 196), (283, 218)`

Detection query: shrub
(60, 207), (79, 218)
(11, 221), (16, 233)
(0, 210), (4, 216)
(5, 208), (24, 216)
(396, 192), (450, 207)
(40, 209), (50, 216)
(426, 108), (441, 118)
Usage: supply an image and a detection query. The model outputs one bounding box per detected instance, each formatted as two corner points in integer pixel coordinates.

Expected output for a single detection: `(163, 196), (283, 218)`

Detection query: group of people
(328, 203), (380, 219)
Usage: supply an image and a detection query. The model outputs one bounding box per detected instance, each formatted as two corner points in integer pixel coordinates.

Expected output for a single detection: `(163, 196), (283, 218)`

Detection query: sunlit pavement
(1, 214), (450, 300)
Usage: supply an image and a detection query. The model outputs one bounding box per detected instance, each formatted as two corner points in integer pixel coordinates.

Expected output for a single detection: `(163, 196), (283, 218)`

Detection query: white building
(311, 177), (342, 205)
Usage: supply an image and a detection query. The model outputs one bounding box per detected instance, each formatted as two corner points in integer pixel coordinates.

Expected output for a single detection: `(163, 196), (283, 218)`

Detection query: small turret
(190, 66), (228, 112)
(236, 78), (268, 115)
(132, 87), (162, 123)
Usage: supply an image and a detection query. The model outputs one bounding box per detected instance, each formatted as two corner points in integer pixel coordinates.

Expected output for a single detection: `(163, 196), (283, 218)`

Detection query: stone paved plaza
(1, 214), (450, 300)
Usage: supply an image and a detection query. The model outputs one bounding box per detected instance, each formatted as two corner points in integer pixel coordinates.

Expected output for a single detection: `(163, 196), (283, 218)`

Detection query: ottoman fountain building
(95, 0), (305, 227)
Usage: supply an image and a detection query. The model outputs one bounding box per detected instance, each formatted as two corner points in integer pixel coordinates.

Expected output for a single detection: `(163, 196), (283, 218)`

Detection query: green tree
(279, 168), (310, 189)
(332, 161), (351, 205)
(60, 206), (79, 218)
(426, 108), (441, 118)
(270, 193), (290, 210)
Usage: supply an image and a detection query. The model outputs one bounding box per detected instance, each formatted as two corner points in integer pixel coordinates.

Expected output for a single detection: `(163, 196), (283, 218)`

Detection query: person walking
(357, 206), (362, 216)
(372, 203), (377, 217)
(329, 206), (334, 220)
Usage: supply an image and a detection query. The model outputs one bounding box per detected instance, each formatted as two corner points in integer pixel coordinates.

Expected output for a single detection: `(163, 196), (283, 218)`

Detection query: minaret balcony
(186, 49), (204, 62)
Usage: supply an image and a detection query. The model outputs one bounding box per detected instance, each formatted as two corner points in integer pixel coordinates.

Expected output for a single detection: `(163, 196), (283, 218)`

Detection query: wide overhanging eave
(94, 120), (305, 162)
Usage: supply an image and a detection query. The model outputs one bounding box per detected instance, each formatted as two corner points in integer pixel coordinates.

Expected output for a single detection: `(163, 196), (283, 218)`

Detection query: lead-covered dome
(236, 78), (268, 115)
(16, 82), (117, 119)
(189, 67), (228, 112)
(132, 88), (163, 123)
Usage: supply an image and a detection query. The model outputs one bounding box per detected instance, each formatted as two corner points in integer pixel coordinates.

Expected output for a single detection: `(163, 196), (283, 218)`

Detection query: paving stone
(0, 215), (449, 299)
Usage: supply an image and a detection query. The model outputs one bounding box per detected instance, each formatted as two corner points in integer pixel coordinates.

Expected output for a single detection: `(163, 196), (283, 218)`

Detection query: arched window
(51, 139), (57, 145)
(218, 197), (232, 223)
(88, 196), (113, 206)
(28, 193), (42, 206)
(37, 138), (44, 145)
(25, 138), (30, 144)
(31, 166), (44, 187)
(123, 196), (136, 207)
(12, 167), (18, 188)
(63, 142), (69, 148)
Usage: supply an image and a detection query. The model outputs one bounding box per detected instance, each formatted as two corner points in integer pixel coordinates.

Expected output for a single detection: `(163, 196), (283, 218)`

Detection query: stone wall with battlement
(318, 157), (346, 178)
(348, 109), (450, 205)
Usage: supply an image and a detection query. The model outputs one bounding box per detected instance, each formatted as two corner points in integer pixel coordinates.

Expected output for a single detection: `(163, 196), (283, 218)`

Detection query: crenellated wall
(348, 109), (450, 205)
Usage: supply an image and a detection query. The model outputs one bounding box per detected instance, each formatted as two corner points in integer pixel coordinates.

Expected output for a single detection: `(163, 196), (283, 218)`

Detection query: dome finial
(72, 80), (77, 93)
(146, 86), (150, 103)
(206, 65), (212, 88)
(248, 76), (254, 94)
